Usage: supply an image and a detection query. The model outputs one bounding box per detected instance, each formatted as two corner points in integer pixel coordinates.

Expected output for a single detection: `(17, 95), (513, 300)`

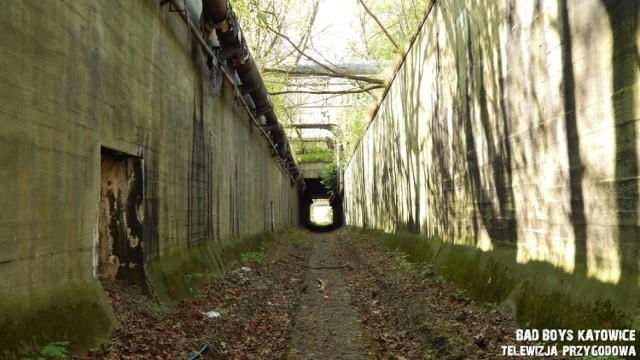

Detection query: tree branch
(294, 0), (321, 66)
(264, 68), (384, 85)
(270, 85), (384, 96)
(260, 21), (349, 78)
(356, 0), (401, 51)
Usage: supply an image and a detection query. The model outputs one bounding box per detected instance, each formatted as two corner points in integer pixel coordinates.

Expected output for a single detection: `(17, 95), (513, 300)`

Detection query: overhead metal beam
(292, 136), (335, 149)
(288, 123), (338, 131)
(291, 137), (335, 143)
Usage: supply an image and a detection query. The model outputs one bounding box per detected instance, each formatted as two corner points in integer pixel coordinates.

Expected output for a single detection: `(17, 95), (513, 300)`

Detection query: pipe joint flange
(214, 10), (239, 38)
(254, 103), (274, 119)
(230, 48), (251, 68)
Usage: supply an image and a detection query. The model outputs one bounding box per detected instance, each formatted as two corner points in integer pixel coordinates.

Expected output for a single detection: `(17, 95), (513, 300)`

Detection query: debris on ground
(316, 278), (327, 293)
(71, 228), (537, 359)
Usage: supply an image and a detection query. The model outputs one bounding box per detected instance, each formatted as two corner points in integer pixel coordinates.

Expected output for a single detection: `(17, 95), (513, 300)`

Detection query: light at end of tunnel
(310, 199), (333, 226)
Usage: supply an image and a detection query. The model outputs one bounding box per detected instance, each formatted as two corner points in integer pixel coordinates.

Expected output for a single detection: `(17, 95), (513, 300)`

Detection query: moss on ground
(145, 230), (284, 305)
(350, 227), (639, 348)
(0, 282), (116, 358)
(0, 229), (294, 358)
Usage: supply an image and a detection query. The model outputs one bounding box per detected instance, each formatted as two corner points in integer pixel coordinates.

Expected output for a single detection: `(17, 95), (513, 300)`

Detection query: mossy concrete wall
(344, 0), (639, 331)
(146, 231), (277, 305)
(0, 0), (299, 356)
(356, 228), (638, 341)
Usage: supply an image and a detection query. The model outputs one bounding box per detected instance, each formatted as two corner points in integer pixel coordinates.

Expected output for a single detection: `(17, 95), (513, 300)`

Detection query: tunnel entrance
(300, 177), (343, 231)
(98, 147), (148, 293)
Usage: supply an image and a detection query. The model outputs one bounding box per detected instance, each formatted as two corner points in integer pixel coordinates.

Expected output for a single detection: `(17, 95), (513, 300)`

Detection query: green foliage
(320, 162), (339, 197)
(41, 342), (68, 359)
(231, 0), (310, 66)
(240, 251), (263, 264)
(351, 0), (430, 61)
(423, 348), (437, 359)
(151, 304), (171, 314)
(281, 227), (310, 246)
(264, 72), (293, 124)
(296, 149), (334, 163)
(215, 307), (229, 316)
(24, 341), (69, 360)
(292, 138), (335, 164)
(337, 103), (369, 158)
(419, 264), (436, 279)
(232, 0), (431, 165)
(185, 271), (222, 281)
(231, 0), (317, 126)
(393, 249), (417, 270)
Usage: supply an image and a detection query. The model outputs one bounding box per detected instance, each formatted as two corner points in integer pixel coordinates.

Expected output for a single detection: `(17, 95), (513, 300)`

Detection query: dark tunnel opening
(299, 177), (344, 232)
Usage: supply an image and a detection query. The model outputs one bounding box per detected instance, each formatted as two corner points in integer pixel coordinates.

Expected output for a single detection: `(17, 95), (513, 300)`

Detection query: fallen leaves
(72, 234), (312, 360)
(334, 229), (523, 359)
(71, 229), (525, 359)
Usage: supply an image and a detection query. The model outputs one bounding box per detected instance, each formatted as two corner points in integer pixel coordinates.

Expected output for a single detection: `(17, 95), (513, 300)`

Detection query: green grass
(151, 304), (171, 314)
(240, 251), (263, 263)
(296, 150), (334, 163)
(393, 249), (418, 270)
(23, 341), (69, 360)
(280, 227), (310, 246)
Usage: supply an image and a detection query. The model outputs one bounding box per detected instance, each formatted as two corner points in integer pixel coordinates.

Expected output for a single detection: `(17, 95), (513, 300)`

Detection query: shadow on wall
(343, 0), (639, 302)
(187, 83), (214, 247)
(558, 0), (587, 277)
(457, 9), (518, 248)
(601, 0), (640, 285)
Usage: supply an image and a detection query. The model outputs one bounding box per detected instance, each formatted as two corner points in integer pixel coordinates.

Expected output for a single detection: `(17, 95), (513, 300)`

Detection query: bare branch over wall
(264, 68), (385, 85)
(356, 0), (401, 51)
(270, 85), (384, 96)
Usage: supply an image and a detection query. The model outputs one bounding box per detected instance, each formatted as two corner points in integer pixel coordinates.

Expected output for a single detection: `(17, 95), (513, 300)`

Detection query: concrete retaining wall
(344, 0), (639, 331)
(0, 0), (298, 356)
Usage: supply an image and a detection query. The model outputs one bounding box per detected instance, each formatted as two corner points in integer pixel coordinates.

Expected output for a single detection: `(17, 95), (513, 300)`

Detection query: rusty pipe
(167, 0), (215, 58)
(200, 0), (299, 181)
(162, 0), (300, 185)
(201, 0), (276, 123)
(202, 0), (228, 23)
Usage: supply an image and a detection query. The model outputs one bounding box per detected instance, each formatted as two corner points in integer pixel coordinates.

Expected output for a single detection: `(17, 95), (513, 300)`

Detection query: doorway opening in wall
(309, 198), (333, 226)
(98, 147), (149, 294)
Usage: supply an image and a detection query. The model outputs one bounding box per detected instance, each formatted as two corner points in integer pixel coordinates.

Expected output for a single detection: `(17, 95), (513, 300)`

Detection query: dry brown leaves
(334, 229), (521, 359)
(73, 234), (310, 360)
(73, 229), (528, 359)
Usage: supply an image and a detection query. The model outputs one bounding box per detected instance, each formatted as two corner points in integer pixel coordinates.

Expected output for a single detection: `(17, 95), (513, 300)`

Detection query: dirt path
(285, 234), (372, 359)
(70, 229), (537, 360)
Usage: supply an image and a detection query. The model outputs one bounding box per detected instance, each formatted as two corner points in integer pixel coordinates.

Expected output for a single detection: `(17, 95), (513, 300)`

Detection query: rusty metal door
(98, 148), (147, 292)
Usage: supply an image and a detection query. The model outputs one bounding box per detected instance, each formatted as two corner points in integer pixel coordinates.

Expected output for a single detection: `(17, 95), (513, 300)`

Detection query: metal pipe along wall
(200, 0), (301, 182)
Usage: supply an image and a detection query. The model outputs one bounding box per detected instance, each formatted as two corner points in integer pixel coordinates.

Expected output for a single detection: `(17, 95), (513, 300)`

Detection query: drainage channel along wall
(0, 0), (299, 356)
(343, 0), (640, 335)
